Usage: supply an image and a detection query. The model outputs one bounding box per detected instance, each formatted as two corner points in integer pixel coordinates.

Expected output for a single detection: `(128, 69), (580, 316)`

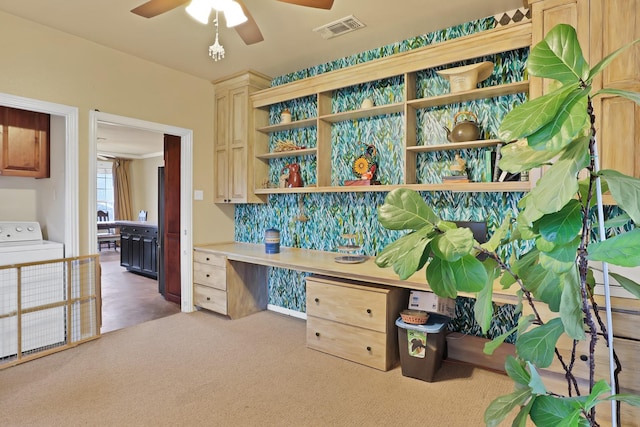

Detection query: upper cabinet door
(0, 106), (50, 178)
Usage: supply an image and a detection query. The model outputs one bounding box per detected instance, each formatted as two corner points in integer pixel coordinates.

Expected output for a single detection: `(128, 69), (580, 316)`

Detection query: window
(97, 161), (115, 220)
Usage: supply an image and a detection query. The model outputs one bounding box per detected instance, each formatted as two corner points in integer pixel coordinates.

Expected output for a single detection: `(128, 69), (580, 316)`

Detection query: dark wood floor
(99, 250), (181, 334)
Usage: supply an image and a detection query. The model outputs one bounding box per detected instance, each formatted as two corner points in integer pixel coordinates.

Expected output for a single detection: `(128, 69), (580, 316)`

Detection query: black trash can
(396, 314), (448, 382)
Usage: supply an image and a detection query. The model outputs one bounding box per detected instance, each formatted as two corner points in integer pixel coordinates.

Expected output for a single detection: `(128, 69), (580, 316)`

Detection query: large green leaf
(589, 38), (640, 82)
(375, 227), (433, 272)
(481, 212), (511, 253)
(587, 228), (640, 267)
(499, 84), (576, 142)
(527, 87), (589, 152)
(391, 229), (433, 280)
(512, 398), (536, 427)
(527, 362), (547, 395)
(474, 258), (499, 333)
(559, 267), (586, 340)
(521, 264), (563, 312)
(505, 355), (530, 386)
(538, 237), (580, 272)
(530, 395), (589, 427)
(594, 88), (640, 105)
(603, 394), (640, 406)
(536, 200), (583, 245)
(484, 325), (519, 355)
(426, 257), (458, 298)
(610, 272), (640, 299)
(583, 380), (611, 411)
(528, 24), (589, 84)
(432, 227), (474, 262)
(498, 139), (560, 173)
(377, 188), (438, 230)
(520, 136), (590, 222)
(516, 317), (565, 368)
(453, 255), (488, 293)
(484, 387), (533, 427)
(599, 170), (640, 224)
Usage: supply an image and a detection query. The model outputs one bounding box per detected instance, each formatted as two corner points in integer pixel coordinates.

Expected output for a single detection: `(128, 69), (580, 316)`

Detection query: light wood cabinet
(251, 23), (533, 195)
(193, 248), (268, 319)
(213, 70), (271, 203)
(0, 106), (50, 178)
(528, 0), (640, 186)
(306, 275), (408, 371)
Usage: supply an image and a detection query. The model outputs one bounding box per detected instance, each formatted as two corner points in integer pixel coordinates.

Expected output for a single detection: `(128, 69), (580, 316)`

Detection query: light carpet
(0, 310), (518, 426)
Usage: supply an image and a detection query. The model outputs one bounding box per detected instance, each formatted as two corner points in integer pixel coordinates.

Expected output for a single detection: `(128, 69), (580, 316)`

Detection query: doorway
(89, 111), (194, 314)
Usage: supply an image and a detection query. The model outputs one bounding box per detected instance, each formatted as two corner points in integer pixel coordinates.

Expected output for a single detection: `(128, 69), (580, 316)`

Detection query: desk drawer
(194, 251), (226, 268)
(306, 278), (388, 333)
(307, 316), (390, 371)
(194, 284), (227, 315)
(193, 262), (226, 290)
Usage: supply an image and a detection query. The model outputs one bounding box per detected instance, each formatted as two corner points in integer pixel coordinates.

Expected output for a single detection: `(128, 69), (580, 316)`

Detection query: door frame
(89, 111), (194, 313)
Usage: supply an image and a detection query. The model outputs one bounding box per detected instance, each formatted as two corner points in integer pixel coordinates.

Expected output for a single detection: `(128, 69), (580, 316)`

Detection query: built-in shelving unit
(251, 22), (536, 196)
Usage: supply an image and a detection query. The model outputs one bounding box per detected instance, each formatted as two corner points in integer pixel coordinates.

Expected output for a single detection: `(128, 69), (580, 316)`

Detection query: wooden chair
(97, 210), (120, 251)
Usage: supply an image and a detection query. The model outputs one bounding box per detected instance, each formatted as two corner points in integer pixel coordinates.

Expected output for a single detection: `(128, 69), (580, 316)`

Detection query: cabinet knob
(366, 308), (372, 314)
(315, 332), (320, 337)
(314, 298), (319, 303)
(206, 297), (211, 301)
(366, 346), (372, 352)
(206, 274), (210, 278)
(206, 257), (210, 261)
(580, 354), (588, 362)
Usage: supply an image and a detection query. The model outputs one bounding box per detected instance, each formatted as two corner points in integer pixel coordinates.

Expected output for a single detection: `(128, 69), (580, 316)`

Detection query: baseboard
(445, 332), (515, 373)
(267, 304), (307, 320)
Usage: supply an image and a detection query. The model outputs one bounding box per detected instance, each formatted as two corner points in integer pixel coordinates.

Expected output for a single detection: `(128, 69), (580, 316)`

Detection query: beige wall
(130, 156), (164, 224)
(0, 11), (235, 254)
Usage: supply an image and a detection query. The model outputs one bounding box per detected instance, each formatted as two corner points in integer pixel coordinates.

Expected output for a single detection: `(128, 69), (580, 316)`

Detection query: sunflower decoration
(352, 144), (378, 181)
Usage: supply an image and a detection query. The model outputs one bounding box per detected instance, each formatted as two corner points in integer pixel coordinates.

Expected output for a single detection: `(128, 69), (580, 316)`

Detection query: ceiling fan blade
(277, 0), (334, 9)
(234, 0), (264, 45)
(131, 0), (189, 18)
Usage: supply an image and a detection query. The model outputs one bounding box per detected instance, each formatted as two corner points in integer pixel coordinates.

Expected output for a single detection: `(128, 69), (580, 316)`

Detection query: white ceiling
(0, 0), (525, 156)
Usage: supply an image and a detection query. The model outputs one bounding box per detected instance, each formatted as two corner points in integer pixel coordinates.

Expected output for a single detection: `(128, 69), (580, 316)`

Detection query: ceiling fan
(130, 0), (335, 45)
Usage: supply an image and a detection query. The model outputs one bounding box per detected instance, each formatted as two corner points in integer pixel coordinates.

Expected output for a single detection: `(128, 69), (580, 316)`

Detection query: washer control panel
(0, 221), (43, 243)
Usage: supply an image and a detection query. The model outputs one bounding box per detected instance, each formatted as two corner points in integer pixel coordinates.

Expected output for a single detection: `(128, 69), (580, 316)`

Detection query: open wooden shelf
(319, 102), (404, 123)
(406, 139), (503, 153)
(407, 81), (529, 110)
(256, 148), (317, 160)
(257, 117), (317, 133)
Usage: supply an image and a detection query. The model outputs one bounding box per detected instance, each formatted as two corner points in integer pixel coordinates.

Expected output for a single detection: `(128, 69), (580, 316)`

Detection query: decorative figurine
(449, 154), (467, 176)
(352, 144), (378, 181)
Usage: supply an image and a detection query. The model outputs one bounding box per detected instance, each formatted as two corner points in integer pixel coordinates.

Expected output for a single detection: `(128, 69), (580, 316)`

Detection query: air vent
(313, 15), (366, 39)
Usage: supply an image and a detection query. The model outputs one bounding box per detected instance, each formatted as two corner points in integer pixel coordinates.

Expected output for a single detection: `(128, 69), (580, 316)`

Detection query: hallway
(99, 250), (180, 334)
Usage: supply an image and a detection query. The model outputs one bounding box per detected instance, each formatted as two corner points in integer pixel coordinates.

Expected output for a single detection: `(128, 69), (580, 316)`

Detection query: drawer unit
(193, 252), (228, 315)
(194, 284), (227, 315)
(193, 247), (268, 319)
(306, 275), (408, 371)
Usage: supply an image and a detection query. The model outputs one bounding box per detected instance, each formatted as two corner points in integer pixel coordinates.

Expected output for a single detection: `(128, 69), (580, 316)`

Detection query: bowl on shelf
(436, 61), (494, 93)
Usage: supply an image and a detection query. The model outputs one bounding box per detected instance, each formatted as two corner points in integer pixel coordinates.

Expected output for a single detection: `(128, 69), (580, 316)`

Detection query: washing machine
(0, 221), (65, 359)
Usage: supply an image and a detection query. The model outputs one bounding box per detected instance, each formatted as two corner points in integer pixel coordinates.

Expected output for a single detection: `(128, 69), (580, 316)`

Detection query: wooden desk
(194, 242), (519, 305)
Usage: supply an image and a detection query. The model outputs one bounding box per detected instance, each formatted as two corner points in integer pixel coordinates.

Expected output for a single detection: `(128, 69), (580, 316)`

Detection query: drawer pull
(315, 332), (320, 337)
(314, 298), (319, 303)
(206, 297), (211, 301)
(366, 346), (372, 352)
(206, 274), (210, 278)
(580, 354), (588, 362)
(366, 309), (372, 314)
(206, 257), (210, 261)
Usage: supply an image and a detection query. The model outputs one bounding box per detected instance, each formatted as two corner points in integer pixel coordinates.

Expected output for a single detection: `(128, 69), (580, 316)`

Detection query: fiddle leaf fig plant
(375, 24), (640, 426)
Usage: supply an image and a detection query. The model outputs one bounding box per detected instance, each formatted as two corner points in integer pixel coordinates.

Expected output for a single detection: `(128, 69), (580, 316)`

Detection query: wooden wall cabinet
(213, 70), (271, 203)
(0, 106), (50, 178)
(120, 224), (158, 279)
(528, 0), (640, 198)
(251, 23), (534, 195)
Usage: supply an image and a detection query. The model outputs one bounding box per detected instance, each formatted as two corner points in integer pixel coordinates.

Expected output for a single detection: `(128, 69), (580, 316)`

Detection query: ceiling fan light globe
(224, 1), (248, 27)
(186, 0), (212, 24)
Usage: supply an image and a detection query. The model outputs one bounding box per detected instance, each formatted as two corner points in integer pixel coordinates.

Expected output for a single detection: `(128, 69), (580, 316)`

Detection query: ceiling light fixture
(208, 10), (225, 61)
(186, 0), (247, 27)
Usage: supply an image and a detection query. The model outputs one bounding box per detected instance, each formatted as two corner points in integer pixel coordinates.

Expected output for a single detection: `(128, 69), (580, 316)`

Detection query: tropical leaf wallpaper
(235, 16), (530, 341)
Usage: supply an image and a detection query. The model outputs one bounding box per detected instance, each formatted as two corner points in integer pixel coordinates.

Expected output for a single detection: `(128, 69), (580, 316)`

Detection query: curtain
(113, 158), (133, 221)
